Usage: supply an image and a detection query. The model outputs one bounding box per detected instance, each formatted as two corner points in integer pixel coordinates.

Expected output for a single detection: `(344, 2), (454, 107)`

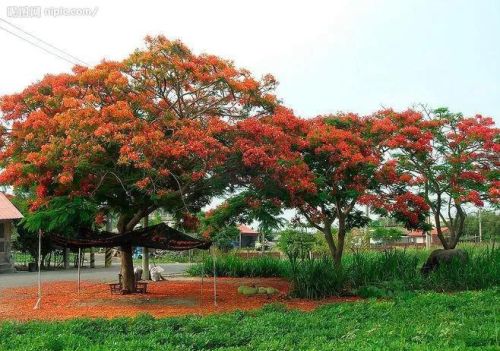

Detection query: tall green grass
(288, 257), (346, 298)
(346, 249), (420, 289)
(188, 246), (500, 299)
(421, 246), (500, 291)
(187, 254), (289, 278)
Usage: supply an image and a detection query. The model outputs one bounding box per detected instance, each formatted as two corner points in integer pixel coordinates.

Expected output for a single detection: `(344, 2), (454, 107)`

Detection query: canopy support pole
(77, 248), (81, 293)
(33, 229), (42, 310)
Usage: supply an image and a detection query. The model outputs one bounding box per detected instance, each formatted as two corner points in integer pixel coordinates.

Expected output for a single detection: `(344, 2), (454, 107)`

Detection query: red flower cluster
(0, 36), (278, 222)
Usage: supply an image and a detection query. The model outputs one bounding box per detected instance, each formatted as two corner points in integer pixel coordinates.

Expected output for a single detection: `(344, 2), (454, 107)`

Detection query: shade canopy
(50, 223), (211, 251)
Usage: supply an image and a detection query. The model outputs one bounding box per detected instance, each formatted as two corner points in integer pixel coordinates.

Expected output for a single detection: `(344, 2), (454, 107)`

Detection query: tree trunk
(322, 225), (345, 267)
(433, 195), (451, 249)
(141, 216), (150, 280)
(334, 230), (346, 266)
(447, 236), (458, 249)
(448, 203), (466, 249)
(104, 216), (113, 268)
(435, 220), (451, 249)
(334, 217), (347, 267)
(89, 248), (95, 268)
(322, 227), (337, 262)
(104, 248), (112, 268)
(117, 207), (156, 292)
(63, 248), (69, 269)
(120, 244), (135, 293)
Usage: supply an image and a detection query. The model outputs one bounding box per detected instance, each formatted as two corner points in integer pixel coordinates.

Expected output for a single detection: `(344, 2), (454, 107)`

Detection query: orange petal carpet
(0, 278), (359, 321)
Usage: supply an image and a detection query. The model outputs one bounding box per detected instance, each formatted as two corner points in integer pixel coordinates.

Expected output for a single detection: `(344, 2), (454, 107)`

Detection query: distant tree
(383, 108), (499, 249)
(211, 225), (240, 252)
(12, 224), (53, 267)
(462, 210), (500, 241)
(277, 228), (315, 263)
(199, 191), (284, 239)
(370, 227), (404, 243)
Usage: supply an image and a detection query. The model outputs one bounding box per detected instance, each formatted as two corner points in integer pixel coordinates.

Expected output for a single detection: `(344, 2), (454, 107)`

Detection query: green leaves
(346, 210), (370, 231)
(211, 225), (240, 252)
(277, 228), (315, 262)
(370, 227), (404, 242)
(200, 190), (283, 235)
(21, 196), (98, 236)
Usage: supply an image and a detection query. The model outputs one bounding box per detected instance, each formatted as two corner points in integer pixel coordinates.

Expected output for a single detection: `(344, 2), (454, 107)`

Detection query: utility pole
(142, 215), (150, 280)
(478, 208), (482, 243)
(365, 205), (370, 247)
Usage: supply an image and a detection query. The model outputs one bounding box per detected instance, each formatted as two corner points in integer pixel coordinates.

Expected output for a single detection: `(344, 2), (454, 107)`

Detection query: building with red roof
(0, 193), (23, 273)
(237, 224), (260, 248)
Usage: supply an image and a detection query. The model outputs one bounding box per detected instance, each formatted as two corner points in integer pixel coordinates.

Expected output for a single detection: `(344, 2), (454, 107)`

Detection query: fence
(235, 251), (282, 259)
(12, 249), (81, 271)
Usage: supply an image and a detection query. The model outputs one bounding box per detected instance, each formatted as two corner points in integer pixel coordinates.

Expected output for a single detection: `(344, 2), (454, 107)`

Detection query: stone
(421, 248), (468, 274)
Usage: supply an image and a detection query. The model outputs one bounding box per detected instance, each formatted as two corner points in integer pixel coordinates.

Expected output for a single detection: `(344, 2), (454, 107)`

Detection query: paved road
(0, 263), (192, 289)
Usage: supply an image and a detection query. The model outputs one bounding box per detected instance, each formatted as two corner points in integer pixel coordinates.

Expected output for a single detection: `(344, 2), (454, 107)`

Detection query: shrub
(276, 228), (315, 263)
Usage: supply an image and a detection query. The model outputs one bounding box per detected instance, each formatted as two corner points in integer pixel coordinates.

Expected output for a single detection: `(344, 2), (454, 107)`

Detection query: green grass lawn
(1, 289), (498, 351)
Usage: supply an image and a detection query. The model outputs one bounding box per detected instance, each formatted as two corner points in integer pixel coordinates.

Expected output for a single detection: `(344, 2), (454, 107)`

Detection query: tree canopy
(0, 35), (277, 290)
(0, 35), (277, 230)
(0, 35), (498, 272)
(207, 108), (430, 264)
(382, 107), (499, 248)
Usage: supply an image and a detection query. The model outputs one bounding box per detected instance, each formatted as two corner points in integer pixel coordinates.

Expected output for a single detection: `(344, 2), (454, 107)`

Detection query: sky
(0, 0), (499, 123)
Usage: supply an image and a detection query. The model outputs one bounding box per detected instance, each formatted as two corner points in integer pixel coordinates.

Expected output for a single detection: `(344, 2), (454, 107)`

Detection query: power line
(0, 24), (76, 65)
(0, 18), (88, 66)
(0, 17), (88, 66)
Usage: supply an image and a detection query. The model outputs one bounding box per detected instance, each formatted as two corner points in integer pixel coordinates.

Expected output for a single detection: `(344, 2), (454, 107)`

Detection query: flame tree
(381, 107), (499, 249)
(0, 35), (276, 291)
(207, 108), (429, 265)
